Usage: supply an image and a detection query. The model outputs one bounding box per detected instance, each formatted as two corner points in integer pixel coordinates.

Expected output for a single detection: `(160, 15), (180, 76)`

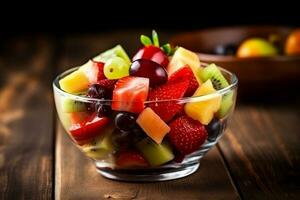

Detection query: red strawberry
(168, 115), (207, 155)
(116, 150), (149, 168)
(112, 77), (149, 113)
(169, 65), (199, 96)
(92, 60), (106, 81)
(148, 80), (189, 122)
(82, 60), (105, 84)
(69, 113), (109, 144)
(97, 79), (117, 91)
(133, 45), (169, 68)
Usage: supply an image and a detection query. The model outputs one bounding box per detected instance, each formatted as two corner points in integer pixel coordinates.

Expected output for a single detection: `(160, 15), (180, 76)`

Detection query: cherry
(132, 45), (169, 68)
(130, 59), (168, 87)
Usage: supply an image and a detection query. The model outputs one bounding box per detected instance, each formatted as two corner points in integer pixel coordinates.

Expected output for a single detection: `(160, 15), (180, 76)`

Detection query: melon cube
(136, 107), (170, 144)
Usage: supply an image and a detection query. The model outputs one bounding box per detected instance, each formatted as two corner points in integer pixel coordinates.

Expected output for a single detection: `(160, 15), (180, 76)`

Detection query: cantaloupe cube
(184, 80), (221, 125)
(167, 47), (202, 83)
(59, 69), (89, 93)
(136, 107), (170, 144)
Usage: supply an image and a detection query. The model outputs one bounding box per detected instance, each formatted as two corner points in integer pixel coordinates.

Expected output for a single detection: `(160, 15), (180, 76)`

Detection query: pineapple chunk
(184, 80), (221, 125)
(59, 69), (89, 93)
(167, 47), (202, 83)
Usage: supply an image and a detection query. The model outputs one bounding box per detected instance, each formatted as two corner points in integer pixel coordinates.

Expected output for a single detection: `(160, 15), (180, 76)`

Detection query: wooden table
(0, 31), (299, 200)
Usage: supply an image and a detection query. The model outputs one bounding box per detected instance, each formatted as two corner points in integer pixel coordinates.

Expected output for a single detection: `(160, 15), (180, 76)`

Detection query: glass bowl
(53, 65), (238, 182)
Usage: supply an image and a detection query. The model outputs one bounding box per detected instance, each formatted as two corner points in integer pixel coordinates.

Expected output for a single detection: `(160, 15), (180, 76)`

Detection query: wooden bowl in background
(170, 26), (300, 99)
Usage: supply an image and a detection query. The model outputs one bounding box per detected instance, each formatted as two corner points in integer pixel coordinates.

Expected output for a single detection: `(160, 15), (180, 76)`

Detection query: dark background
(0, 1), (299, 36)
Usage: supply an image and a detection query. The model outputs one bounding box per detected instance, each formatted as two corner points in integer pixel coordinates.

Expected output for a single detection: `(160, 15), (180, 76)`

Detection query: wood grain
(54, 32), (239, 200)
(0, 38), (55, 199)
(218, 104), (300, 199)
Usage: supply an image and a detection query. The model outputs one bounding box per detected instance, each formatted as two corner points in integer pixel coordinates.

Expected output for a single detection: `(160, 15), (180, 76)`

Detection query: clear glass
(53, 64), (238, 182)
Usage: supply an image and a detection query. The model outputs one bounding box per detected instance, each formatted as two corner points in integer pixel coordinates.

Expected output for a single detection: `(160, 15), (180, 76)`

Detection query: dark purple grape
(206, 118), (223, 142)
(87, 84), (110, 99)
(95, 102), (112, 117)
(86, 84), (112, 116)
(115, 112), (137, 132)
(214, 44), (237, 56)
(130, 59), (168, 87)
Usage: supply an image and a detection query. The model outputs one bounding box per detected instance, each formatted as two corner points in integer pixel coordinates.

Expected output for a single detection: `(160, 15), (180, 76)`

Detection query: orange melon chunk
(136, 107), (170, 144)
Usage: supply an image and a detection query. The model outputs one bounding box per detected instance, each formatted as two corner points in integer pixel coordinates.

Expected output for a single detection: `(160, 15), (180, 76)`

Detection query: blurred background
(0, 1), (299, 36)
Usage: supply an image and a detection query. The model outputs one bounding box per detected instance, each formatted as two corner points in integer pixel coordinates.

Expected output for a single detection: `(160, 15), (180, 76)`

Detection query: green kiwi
(200, 64), (233, 118)
(136, 138), (174, 167)
(61, 98), (87, 113)
(200, 63), (229, 89)
(217, 91), (234, 118)
(82, 133), (114, 160)
(93, 45), (131, 65)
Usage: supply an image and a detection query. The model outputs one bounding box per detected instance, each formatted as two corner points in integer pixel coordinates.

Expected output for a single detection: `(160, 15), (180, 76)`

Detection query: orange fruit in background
(285, 29), (300, 55)
(237, 38), (278, 58)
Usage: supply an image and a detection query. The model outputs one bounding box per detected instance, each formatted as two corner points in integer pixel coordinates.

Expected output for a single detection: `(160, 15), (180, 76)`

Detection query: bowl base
(96, 162), (200, 182)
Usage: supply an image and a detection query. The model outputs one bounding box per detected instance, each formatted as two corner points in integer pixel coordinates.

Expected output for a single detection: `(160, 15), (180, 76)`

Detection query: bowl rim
(53, 64), (238, 104)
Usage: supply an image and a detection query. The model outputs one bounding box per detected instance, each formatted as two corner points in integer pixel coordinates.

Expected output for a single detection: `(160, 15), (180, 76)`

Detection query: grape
(206, 118), (223, 142)
(130, 59), (168, 87)
(103, 57), (130, 79)
(114, 112), (137, 132)
(87, 84), (109, 99)
(86, 84), (112, 116)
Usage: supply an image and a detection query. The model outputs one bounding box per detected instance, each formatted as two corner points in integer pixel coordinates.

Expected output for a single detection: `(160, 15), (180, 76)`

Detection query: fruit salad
(54, 31), (237, 170)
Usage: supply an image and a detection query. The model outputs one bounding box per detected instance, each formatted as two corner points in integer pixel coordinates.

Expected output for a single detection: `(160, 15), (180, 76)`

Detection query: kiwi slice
(136, 138), (174, 167)
(62, 98), (87, 113)
(200, 63), (229, 89)
(93, 45), (131, 65)
(82, 133), (114, 160)
(200, 64), (233, 118)
(217, 91), (234, 118)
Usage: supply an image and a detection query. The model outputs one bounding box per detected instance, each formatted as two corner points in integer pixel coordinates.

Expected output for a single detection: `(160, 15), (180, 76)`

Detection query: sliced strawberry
(97, 79), (117, 91)
(148, 80), (189, 122)
(92, 60), (105, 81)
(81, 60), (105, 84)
(69, 113), (109, 144)
(168, 115), (207, 155)
(116, 150), (149, 168)
(112, 77), (149, 113)
(169, 65), (199, 96)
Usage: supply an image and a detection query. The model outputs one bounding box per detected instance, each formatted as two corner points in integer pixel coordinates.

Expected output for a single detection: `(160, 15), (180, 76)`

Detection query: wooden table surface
(0, 31), (299, 200)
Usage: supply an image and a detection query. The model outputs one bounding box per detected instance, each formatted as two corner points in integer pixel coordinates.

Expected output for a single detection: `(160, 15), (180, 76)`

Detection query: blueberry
(206, 118), (223, 142)
(214, 44), (237, 56)
(115, 112), (137, 132)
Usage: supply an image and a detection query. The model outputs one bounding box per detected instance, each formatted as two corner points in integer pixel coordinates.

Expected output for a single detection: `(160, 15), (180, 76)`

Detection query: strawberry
(168, 115), (207, 155)
(148, 80), (189, 122)
(169, 65), (199, 96)
(92, 60), (106, 81)
(97, 79), (117, 91)
(81, 60), (105, 84)
(112, 77), (149, 113)
(116, 150), (149, 168)
(69, 113), (109, 144)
